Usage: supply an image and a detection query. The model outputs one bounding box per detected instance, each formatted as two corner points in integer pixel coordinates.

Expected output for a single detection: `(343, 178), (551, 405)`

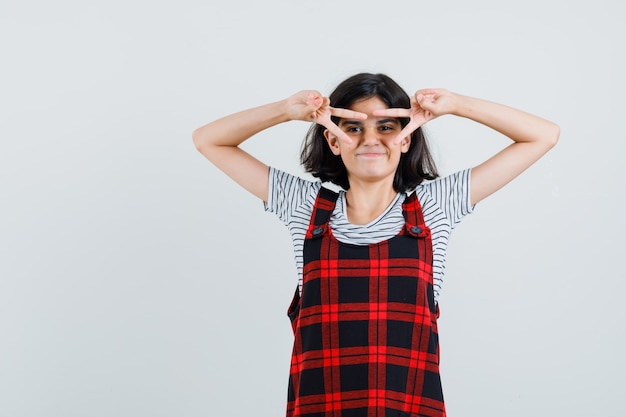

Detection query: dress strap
(402, 192), (434, 292)
(402, 191), (431, 238)
(305, 187), (339, 239)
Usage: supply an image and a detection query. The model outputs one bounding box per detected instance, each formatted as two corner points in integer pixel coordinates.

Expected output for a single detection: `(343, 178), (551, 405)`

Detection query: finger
(306, 95), (323, 110)
(393, 120), (421, 145)
(372, 108), (411, 118)
(415, 88), (439, 97)
(324, 122), (353, 145)
(315, 111), (353, 145)
(417, 93), (437, 104)
(330, 106), (367, 120)
(415, 92), (440, 109)
(306, 96), (323, 111)
(303, 93), (326, 116)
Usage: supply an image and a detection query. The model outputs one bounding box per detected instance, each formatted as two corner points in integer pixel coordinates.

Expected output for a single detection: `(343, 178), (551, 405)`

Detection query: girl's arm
(449, 94), (560, 205)
(192, 91), (365, 202)
(374, 89), (560, 205)
(193, 100), (287, 202)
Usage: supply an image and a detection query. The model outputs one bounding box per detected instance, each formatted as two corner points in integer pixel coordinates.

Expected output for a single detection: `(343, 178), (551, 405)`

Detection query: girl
(193, 73), (559, 417)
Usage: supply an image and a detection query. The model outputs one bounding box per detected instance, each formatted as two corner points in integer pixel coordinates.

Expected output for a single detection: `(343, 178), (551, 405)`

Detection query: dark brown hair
(300, 73), (438, 192)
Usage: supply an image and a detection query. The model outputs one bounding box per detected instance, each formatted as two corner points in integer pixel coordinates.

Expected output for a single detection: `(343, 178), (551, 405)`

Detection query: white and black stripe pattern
(264, 167), (474, 301)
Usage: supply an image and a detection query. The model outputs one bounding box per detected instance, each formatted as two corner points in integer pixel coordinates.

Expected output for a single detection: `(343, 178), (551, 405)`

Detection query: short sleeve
(264, 167), (322, 225)
(421, 168), (474, 229)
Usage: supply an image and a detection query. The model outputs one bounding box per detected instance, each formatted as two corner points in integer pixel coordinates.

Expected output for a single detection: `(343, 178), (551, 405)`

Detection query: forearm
(452, 94), (560, 147)
(192, 99), (290, 153)
(453, 94), (560, 204)
(191, 99), (292, 201)
(190, 89), (345, 201)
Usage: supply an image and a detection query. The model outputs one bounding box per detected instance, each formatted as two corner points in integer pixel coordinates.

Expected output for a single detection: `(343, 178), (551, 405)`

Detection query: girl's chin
(348, 171), (395, 183)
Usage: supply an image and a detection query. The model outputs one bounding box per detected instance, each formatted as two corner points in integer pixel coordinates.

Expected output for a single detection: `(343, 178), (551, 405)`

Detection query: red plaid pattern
(286, 188), (445, 417)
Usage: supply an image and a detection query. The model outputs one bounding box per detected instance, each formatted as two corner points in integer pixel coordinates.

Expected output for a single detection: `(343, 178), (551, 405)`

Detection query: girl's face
(324, 96), (410, 188)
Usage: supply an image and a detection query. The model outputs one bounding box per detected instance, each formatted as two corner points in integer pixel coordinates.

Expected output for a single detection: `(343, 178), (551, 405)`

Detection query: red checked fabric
(286, 188), (445, 417)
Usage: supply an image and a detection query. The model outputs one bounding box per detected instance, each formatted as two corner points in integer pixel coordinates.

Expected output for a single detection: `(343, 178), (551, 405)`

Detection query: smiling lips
(356, 150), (387, 158)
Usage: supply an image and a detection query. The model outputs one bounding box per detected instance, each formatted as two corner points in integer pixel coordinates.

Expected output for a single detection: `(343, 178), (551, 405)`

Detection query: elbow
(192, 128), (220, 163)
(192, 128), (205, 152)
(547, 122), (560, 149)
(535, 121), (560, 151)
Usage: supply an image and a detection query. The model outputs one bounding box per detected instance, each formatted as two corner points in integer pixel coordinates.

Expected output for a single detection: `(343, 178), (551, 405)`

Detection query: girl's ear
(400, 135), (411, 153)
(323, 129), (342, 156)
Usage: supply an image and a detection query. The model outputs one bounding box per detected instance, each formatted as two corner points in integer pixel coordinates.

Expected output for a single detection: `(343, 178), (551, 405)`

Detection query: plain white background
(1, 1), (624, 416)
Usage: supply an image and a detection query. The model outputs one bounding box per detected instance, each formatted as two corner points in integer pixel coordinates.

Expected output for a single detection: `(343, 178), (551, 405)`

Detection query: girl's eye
(342, 124), (397, 133)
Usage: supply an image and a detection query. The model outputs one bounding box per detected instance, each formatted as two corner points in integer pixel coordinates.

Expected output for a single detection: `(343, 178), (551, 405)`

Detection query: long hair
(300, 73), (438, 192)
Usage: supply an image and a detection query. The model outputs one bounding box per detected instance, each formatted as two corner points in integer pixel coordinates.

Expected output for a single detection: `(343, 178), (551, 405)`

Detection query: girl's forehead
(349, 96), (388, 112)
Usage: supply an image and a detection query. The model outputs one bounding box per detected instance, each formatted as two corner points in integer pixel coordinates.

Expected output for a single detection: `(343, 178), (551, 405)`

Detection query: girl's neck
(344, 180), (398, 225)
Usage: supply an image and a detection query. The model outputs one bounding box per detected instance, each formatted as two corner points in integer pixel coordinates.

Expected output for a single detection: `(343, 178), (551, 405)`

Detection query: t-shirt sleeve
(423, 168), (474, 229)
(264, 167), (321, 225)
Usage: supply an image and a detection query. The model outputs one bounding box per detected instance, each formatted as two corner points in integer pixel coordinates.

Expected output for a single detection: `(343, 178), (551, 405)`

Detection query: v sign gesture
(287, 91), (367, 145)
(372, 88), (457, 145)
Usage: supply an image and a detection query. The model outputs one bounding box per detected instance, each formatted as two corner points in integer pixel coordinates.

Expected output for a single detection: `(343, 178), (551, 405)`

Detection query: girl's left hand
(373, 88), (458, 144)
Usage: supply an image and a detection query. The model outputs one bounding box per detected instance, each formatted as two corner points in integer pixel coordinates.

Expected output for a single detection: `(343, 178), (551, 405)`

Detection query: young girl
(193, 73), (559, 417)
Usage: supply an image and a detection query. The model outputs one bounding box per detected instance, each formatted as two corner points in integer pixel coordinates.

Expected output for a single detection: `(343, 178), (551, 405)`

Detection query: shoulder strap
(402, 191), (430, 237)
(305, 187), (339, 238)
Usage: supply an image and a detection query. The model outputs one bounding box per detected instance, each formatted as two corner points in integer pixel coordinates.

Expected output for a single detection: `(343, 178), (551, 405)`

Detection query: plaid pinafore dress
(286, 188), (445, 417)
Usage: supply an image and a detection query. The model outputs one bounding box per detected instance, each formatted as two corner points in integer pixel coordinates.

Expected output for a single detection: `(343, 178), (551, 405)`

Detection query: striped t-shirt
(264, 167), (474, 301)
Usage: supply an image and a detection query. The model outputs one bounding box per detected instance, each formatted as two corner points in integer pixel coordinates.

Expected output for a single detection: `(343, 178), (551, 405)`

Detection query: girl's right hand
(286, 90), (367, 144)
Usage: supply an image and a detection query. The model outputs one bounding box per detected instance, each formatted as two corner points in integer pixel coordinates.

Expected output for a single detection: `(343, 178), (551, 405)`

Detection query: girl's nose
(361, 126), (381, 143)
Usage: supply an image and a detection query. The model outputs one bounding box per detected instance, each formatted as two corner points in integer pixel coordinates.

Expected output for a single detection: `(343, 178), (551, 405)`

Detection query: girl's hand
(286, 90), (367, 144)
(373, 88), (458, 144)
